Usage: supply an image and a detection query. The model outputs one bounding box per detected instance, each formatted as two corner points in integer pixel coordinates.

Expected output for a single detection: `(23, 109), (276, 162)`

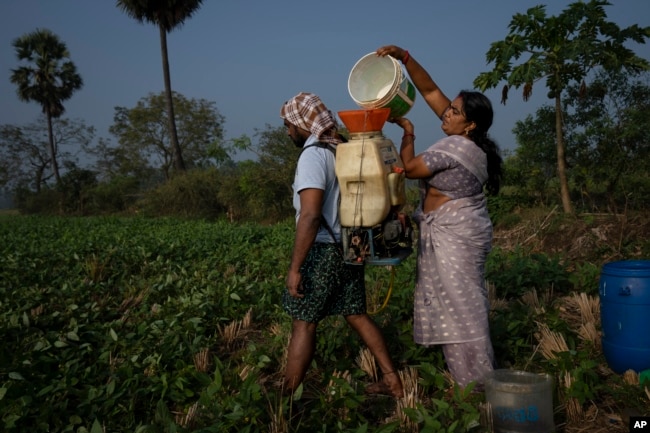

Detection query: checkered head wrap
(280, 92), (341, 145)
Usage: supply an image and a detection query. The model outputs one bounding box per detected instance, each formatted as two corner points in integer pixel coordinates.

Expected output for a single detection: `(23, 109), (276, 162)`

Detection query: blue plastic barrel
(599, 260), (650, 373)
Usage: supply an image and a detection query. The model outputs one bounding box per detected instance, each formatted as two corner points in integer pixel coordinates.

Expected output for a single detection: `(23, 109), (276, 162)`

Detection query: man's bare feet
(365, 371), (404, 398)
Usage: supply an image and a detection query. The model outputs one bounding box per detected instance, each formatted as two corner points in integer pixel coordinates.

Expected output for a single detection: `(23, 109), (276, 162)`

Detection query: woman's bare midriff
(423, 187), (452, 213)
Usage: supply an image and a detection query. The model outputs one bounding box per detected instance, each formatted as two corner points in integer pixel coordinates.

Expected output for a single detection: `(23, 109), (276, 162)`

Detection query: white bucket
(348, 52), (416, 118)
(484, 370), (555, 433)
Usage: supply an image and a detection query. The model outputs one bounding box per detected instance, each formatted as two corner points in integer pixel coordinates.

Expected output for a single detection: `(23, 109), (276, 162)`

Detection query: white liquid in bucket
(348, 53), (397, 103)
(348, 52), (416, 117)
(376, 83), (393, 100)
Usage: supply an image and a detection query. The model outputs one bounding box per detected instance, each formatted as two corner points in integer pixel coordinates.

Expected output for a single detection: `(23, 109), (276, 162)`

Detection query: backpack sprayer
(333, 53), (417, 313)
(335, 108), (413, 267)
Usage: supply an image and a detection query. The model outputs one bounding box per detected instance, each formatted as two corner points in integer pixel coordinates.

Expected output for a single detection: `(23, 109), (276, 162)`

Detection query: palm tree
(116, 0), (205, 173)
(10, 28), (83, 185)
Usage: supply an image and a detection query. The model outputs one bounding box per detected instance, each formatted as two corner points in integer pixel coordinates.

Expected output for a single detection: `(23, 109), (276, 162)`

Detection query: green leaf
(9, 372), (24, 380)
(3, 414), (20, 428)
(206, 382), (220, 397)
(109, 328), (118, 341)
(292, 383), (303, 400)
(33, 341), (47, 351)
(213, 365), (222, 390)
(0, 387), (7, 400)
(354, 423), (369, 433)
(37, 384), (54, 397)
(90, 419), (103, 433)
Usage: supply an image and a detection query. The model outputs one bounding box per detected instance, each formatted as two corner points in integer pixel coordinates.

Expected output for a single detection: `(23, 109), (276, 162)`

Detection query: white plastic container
(484, 370), (555, 433)
(387, 171), (406, 206)
(348, 52), (416, 118)
(336, 132), (404, 227)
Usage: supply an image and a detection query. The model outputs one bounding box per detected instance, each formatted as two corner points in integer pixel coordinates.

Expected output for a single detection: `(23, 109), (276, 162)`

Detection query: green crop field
(1, 215), (647, 433)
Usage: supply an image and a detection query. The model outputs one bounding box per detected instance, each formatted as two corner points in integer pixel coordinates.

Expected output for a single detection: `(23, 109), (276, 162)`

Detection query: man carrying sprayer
(280, 92), (404, 398)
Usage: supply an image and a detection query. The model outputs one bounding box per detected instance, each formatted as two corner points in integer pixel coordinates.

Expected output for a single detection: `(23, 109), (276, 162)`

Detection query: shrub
(137, 168), (225, 219)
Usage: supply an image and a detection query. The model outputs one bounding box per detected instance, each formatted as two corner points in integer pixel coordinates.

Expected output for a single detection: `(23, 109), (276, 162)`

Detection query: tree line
(1, 0), (649, 219)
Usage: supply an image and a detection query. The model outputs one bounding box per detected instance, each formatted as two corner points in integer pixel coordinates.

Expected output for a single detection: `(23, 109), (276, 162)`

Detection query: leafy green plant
(486, 247), (571, 297)
(568, 262), (601, 294)
(489, 301), (539, 368)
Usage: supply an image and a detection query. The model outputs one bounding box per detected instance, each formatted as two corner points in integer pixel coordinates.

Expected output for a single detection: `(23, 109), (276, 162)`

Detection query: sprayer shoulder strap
(320, 216), (339, 245)
(300, 141), (336, 156)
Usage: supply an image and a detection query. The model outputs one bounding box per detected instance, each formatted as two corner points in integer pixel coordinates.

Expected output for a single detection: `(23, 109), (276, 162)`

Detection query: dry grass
(535, 320), (587, 425)
(193, 347), (210, 373)
(218, 307), (254, 350)
(623, 369), (639, 385)
(242, 307), (253, 329)
(520, 289), (547, 314)
(118, 284), (150, 323)
(563, 371), (584, 422)
(268, 400), (287, 433)
(536, 322), (570, 360)
(175, 401), (201, 429)
(238, 364), (255, 381)
(327, 369), (353, 392)
(268, 322), (284, 337)
(577, 321), (600, 348)
(488, 280), (508, 312)
(356, 347), (378, 382)
(393, 367), (421, 433)
(218, 319), (242, 348)
(560, 292), (600, 328)
(30, 304), (45, 318)
(493, 209), (650, 264)
(326, 369), (354, 420)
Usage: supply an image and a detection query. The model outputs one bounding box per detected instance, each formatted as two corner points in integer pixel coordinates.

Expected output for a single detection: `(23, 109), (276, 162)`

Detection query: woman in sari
(376, 45), (503, 389)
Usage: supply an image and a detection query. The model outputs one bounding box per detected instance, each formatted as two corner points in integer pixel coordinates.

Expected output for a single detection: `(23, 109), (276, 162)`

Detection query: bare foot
(365, 371), (404, 398)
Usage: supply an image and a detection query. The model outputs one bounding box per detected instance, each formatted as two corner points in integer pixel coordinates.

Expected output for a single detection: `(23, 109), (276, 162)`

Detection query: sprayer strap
(300, 141), (336, 156)
(320, 216), (338, 245)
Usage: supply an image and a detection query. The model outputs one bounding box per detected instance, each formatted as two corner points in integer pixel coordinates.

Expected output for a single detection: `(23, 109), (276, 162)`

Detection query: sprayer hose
(367, 266), (396, 315)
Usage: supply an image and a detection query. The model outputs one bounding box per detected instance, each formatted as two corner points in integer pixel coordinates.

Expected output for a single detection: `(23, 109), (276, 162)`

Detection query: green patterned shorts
(282, 242), (366, 323)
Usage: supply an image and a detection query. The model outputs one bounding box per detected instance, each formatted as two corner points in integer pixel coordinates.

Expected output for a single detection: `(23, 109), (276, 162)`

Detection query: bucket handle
(619, 286), (631, 296)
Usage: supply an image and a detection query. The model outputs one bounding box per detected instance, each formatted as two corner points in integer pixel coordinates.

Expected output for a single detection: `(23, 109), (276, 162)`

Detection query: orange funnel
(338, 108), (391, 133)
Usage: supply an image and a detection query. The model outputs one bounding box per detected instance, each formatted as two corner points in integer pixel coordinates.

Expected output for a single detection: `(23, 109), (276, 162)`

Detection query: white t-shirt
(293, 135), (341, 243)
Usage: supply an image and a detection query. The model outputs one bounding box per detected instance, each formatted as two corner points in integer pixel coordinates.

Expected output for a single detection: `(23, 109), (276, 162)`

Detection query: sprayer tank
(336, 132), (406, 227)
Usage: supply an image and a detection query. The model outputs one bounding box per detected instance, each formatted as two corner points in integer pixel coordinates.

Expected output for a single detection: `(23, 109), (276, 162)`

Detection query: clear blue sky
(1, 1), (649, 160)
